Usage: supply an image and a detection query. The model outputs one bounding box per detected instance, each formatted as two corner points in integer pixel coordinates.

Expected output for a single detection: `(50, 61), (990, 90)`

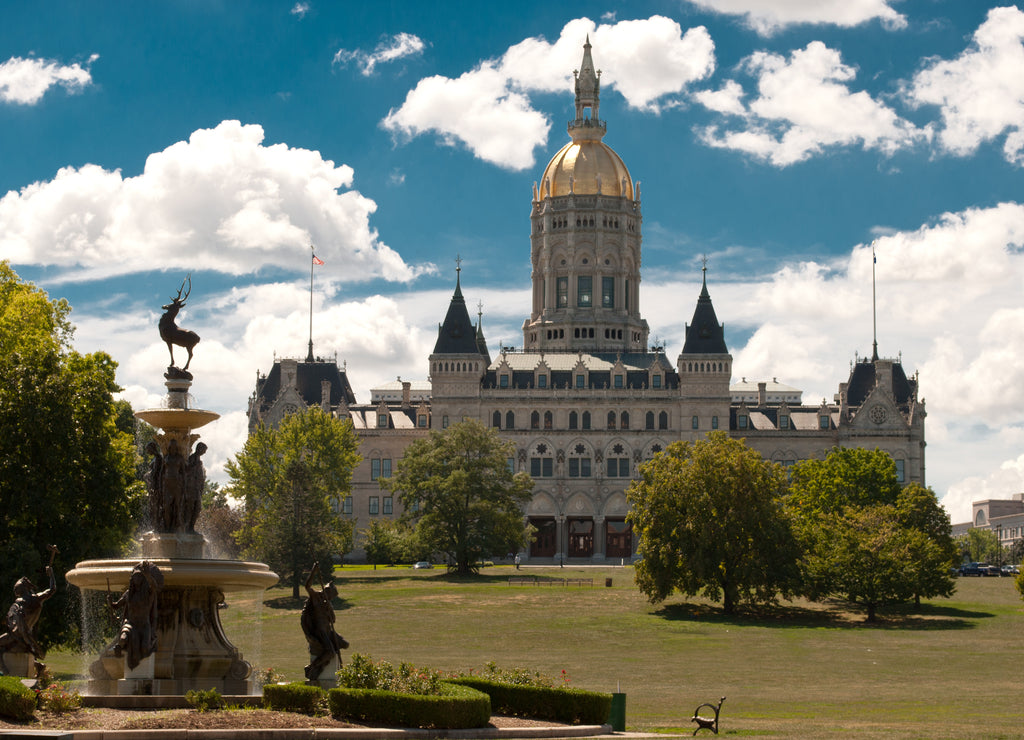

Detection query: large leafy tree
(627, 432), (800, 614)
(229, 407), (359, 598)
(787, 448), (955, 620)
(0, 262), (143, 644)
(382, 419), (534, 574)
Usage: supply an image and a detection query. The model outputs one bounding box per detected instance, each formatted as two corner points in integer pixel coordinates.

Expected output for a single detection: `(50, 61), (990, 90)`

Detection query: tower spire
(570, 36), (604, 143)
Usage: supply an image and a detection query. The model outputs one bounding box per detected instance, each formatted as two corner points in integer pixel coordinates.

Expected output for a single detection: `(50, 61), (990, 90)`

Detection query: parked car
(959, 562), (999, 576)
(1000, 564), (1019, 576)
(413, 561), (434, 570)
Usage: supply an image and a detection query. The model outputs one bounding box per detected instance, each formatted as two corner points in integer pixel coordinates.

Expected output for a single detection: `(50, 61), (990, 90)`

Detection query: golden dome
(539, 139), (634, 200)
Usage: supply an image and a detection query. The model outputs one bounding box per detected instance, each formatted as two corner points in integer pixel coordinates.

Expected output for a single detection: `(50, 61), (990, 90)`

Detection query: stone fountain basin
(66, 558), (278, 593)
(135, 407), (220, 431)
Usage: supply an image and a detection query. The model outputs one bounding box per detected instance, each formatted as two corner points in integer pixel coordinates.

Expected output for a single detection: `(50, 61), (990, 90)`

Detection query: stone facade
(246, 40), (926, 563)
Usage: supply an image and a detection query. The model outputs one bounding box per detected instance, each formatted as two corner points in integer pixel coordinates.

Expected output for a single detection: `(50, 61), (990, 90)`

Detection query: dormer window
(576, 374), (586, 388)
(538, 374), (547, 388)
(614, 374), (623, 388)
(652, 374), (662, 388)
(780, 415), (789, 429)
(377, 413), (388, 428)
(738, 414), (748, 429)
(500, 374), (509, 388)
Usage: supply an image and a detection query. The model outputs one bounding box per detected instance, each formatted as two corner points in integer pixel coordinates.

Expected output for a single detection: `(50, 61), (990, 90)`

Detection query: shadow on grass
(264, 595), (354, 612)
(327, 571), (535, 587)
(654, 599), (993, 630)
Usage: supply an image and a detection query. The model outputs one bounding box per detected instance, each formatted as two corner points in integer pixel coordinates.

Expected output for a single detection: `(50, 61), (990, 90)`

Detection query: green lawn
(48, 566), (1024, 738)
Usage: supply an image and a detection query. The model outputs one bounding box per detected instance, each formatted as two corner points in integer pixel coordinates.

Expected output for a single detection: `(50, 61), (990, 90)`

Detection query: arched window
(569, 411), (578, 430)
(620, 411), (629, 430)
(658, 411), (669, 430)
(531, 411), (540, 430)
(492, 411), (501, 428)
(645, 411), (655, 430)
(544, 411), (553, 429)
(607, 411), (616, 430)
(505, 411), (515, 429)
(582, 411), (591, 430)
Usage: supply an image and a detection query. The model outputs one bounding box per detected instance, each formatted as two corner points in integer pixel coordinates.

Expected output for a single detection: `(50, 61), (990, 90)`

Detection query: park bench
(691, 696), (725, 735)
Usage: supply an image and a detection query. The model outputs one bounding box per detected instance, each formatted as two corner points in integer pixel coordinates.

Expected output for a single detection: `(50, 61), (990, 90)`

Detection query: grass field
(48, 565), (1024, 738)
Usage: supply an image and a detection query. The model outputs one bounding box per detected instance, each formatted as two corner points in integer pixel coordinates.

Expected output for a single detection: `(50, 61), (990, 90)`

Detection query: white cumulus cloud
(0, 54), (98, 105)
(684, 0), (907, 35)
(334, 33), (426, 76)
(697, 41), (925, 166)
(907, 5), (1024, 166)
(0, 120), (430, 282)
(383, 16), (715, 170)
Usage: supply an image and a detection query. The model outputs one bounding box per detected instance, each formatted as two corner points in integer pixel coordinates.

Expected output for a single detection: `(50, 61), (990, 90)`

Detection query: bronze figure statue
(0, 545), (58, 675)
(183, 442), (207, 532)
(107, 561), (163, 671)
(159, 274), (200, 378)
(300, 562), (349, 681)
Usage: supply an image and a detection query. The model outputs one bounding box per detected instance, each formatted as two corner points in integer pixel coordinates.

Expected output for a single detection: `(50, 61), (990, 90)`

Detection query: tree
(195, 482), (242, 560)
(382, 419), (534, 575)
(961, 528), (999, 563)
(895, 483), (957, 605)
(361, 520), (426, 567)
(627, 432), (800, 614)
(0, 261), (143, 644)
(787, 448), (955, 620)
(229, 407), (359, 598)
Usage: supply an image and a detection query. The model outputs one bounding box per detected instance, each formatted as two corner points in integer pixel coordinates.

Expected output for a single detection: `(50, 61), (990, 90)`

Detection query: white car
(413, 561), (434, 570)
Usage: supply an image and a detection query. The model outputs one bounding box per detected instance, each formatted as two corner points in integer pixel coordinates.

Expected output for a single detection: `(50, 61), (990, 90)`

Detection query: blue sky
(2, 1), (1023, 521)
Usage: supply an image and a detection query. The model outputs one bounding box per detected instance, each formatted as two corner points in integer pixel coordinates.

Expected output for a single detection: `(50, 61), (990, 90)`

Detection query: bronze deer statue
(159, 275), (200, 371)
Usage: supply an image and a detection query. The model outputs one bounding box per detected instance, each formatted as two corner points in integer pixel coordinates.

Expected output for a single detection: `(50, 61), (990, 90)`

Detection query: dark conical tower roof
(432, 267), (483, 355)
(681, 267), (728, 354)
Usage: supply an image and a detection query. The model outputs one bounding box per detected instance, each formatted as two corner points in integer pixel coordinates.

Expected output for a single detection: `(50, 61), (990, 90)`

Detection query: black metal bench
(691, 696), (725, 735)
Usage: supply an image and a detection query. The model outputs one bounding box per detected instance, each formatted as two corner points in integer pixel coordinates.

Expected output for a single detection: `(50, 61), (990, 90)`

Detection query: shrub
(0, 675), (36, 721)
(254, 666), (285, 690)
(336, 653), (443, 696)
(448, 678), (612, 725)
(184, 688), (225, 712)
(38, 681), (81, 714)
(328, 682), (490, 729)
(262, 682), (324, 714)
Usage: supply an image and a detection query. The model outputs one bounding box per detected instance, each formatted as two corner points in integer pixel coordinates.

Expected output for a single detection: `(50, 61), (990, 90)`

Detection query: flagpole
(871, 240), (878, 362)
(307, 245), (315, 362)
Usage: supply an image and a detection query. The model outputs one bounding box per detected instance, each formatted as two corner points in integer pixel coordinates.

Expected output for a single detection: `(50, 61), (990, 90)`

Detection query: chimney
(402, 381), (412, 409)
(321, 380), (331, 411)
(757, 381), (767, 406)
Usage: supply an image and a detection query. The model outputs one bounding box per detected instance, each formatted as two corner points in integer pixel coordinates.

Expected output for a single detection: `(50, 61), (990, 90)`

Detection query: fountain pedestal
(66, 378), (278, 697)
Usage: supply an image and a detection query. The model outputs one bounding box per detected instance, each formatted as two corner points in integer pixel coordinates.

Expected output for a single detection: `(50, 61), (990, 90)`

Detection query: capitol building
(248, 40), (926, 563)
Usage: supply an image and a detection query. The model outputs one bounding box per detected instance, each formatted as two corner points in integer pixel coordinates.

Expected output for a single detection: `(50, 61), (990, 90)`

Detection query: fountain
(66, 277), (278, 697)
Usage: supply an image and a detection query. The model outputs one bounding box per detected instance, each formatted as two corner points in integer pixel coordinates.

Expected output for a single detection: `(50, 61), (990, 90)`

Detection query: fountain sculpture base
(67, 543), (277, 697)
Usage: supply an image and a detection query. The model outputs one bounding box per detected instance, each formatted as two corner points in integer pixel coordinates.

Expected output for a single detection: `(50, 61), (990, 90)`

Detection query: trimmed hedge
(447, 677), (612, 725)
(0, 675), (36, 721)
(263, 682), (325, 714)
(328, 682), (490, 729)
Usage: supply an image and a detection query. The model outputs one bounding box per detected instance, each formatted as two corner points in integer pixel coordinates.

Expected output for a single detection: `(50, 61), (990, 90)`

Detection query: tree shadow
(654, 599), (992, 630)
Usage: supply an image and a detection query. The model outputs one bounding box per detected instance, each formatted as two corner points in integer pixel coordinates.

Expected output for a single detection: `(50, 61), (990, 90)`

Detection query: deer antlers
(171, 273), (192, 304)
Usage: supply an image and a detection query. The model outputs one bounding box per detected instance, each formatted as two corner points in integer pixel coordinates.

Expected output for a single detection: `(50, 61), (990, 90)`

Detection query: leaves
(627, 432), (799, 613)
(382, 419), (533, 574)
(229, 407), (359, 597)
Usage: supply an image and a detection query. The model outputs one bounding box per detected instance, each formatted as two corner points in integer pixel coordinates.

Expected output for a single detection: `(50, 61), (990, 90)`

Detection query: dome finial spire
(571, 37), (603, 141)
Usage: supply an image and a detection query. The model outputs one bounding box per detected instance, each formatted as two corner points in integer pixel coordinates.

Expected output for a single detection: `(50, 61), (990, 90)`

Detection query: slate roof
(681, 271), (729, 355)
(254, 358), (356, 410)
(845, 358), (916, 407)
(433, 273), (486, 356)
